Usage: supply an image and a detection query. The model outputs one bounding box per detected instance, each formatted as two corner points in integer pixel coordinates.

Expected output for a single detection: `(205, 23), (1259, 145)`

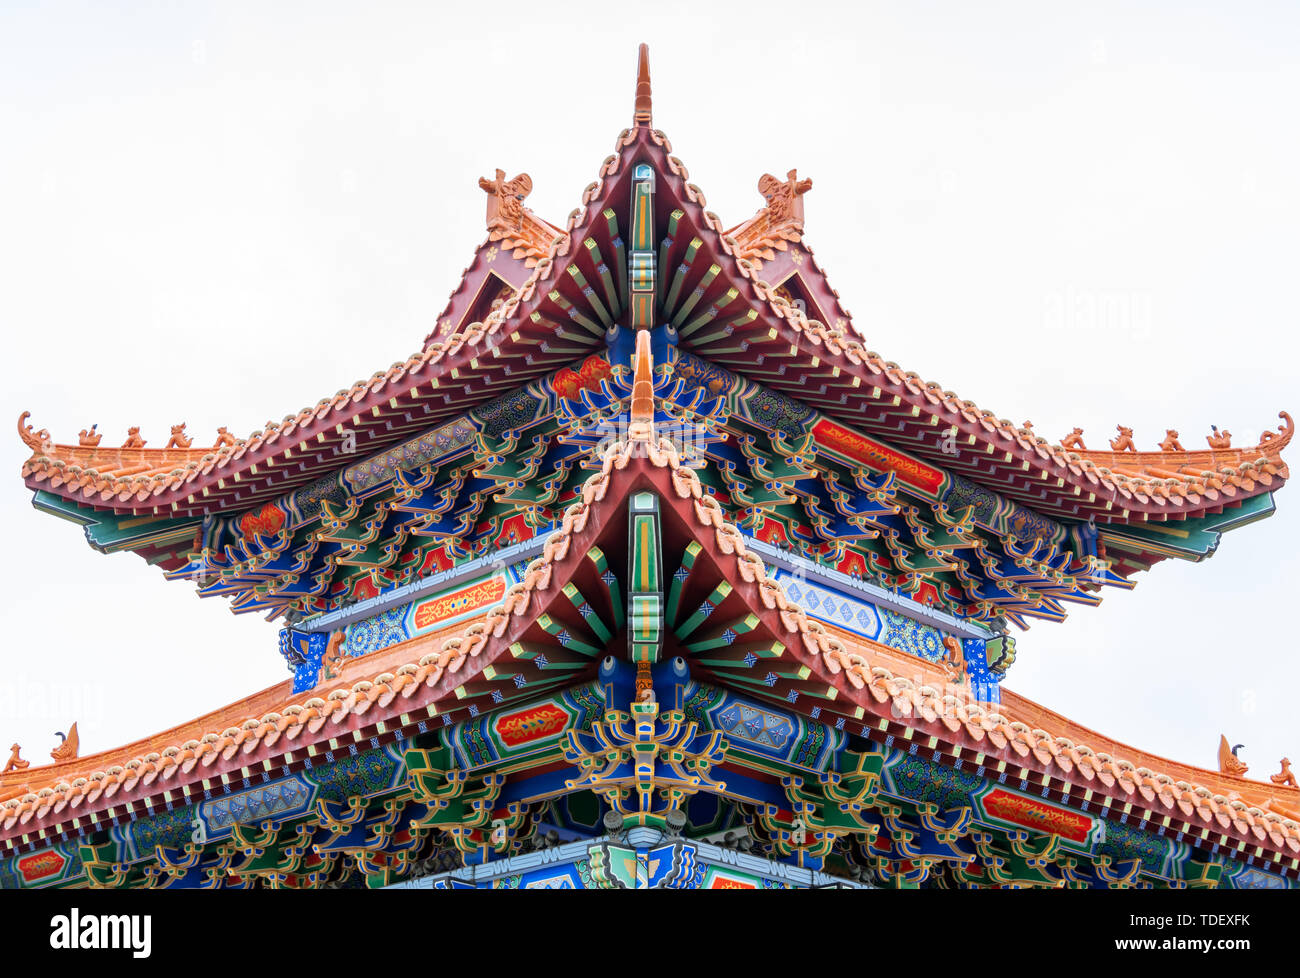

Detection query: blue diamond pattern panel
(714, 703), (794, 752)
(774, 570), (881, 640)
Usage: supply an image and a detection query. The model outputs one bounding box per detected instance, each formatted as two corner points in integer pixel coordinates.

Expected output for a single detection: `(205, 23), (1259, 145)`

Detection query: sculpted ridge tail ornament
(50, 723), (79, 763)
(16, 412), (50, 455)
(727, 168), (814, 266)
(1109, 426), (1136, 453)
(1218, 734), (1248, 777)
(1060, 428), (1086, 451)
(478, 169), (534, 234)
(1274, 759), (1298, 789)
(2, 744), (28, 774)
(476, 168), (559, 266)
(758, 169), (813, 227)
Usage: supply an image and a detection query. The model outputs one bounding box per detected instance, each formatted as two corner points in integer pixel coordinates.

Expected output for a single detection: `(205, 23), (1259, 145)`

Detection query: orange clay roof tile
(4, 430), (1298, 853)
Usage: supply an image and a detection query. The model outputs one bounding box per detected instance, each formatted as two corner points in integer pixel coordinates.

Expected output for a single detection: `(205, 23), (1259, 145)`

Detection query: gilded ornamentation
(1091, 817), (1168, 878)
(672, 351), (730, 397)
(634, 659), (655, 703)
(473, 387), (542, 441)
(6, 426), (1300, 868)
(238, 502), (285, 539)
(753, 750), (883, 860)
(943, 474), (999, 526)
(405, 747), (509, 858)
(745, 388), (812, 443)
(6, 54), (1300, 892)
(343, 417), (476, 492)
(564, 699), (726, 829)
(553, 356), (613, 403)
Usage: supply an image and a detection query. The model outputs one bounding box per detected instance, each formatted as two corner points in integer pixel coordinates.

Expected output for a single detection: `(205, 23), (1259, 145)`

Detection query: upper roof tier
(15, 46), (1291, 533)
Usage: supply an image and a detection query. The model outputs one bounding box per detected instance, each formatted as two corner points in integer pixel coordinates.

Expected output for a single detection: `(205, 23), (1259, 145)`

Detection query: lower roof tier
(4, 435), (1297, 886)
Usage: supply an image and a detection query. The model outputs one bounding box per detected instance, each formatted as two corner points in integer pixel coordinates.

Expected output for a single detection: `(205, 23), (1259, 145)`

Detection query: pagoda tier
(4, 45), (1295, 890)
(3, 390), (1297, 887)
(15, 172), (1290, 629)
(16, 98), (1290, 536)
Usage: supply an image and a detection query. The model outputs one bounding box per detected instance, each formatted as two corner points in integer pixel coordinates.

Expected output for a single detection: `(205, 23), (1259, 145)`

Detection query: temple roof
(7, 46), (1297, 876)
(5, 421), (1298, 859)
(14, 48), (1291, 531)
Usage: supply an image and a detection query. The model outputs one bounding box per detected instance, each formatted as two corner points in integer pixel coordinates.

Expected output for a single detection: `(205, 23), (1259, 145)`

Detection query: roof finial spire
(633, 43), (652, 127)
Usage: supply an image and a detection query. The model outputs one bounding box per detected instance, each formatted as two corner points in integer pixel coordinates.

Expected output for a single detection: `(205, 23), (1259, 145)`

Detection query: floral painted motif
(553, 356), (613, 402)
(239, 503), (285, 538)
(744, 388), (812, 443)
(310, 747), (402, 803)
(344, 419), (476, 492)
(880, 609), (945, 662)
(128, 807), (196, 857)
(342, 607), (409, 658)
(474, 388), (544, 440)
(1094, 818), (1169, 876)
(943, 475), (998, 526)
(888, 753), (984, 811)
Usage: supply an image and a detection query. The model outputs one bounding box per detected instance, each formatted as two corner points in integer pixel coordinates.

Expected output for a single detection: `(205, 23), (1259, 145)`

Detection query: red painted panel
(811, 418), (944, 496)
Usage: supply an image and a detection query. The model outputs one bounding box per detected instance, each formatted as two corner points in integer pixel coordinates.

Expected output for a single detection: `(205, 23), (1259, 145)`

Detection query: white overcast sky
(1, 2), (1297, 780)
